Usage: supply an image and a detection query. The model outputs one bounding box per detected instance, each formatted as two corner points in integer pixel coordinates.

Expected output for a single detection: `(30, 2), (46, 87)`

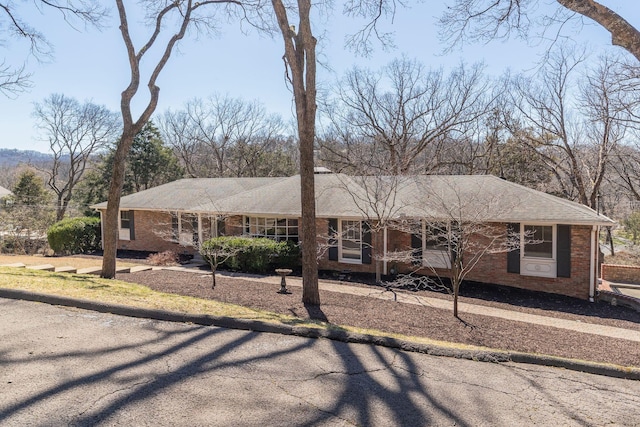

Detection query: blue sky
(0, 1), (636, 153)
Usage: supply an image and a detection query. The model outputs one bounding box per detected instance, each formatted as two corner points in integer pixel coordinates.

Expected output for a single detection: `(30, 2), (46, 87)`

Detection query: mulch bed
(115, 269), (640, 368)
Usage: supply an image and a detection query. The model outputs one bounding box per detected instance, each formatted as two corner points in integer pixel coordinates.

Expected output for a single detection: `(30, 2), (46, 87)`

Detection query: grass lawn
(0, 254), (141, 269)
(0, 266), (290, 322)
(0, 266), (493, 354)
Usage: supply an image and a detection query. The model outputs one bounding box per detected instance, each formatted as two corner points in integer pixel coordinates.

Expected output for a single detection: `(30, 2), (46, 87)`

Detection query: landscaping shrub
(47, 216), (101, 255)
(147, 250), (180, 266)
(200, 236), (300, 274)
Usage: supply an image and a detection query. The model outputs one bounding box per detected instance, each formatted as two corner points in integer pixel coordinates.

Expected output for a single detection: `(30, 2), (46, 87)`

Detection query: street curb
(1, 287), (638, 381)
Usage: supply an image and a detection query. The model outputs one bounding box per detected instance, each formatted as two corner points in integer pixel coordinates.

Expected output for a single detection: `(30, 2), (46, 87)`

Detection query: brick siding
(601, 264), (640, 285)
(106, 209), (198, 255)
(403, 224), (592, 300)
(116, 210), (594, 299)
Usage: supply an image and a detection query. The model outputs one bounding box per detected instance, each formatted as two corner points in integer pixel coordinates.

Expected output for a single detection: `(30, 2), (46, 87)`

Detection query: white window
(422, 221), (451, 269)
(119, 211), (131, 241)
(180, 213), (198, 246)
(170, 212), (200, 247)
(524, 225), (553, 258)
(521, 224), (556, 278)
(340, 220), (362, 263)
(244, 217), (299, 242)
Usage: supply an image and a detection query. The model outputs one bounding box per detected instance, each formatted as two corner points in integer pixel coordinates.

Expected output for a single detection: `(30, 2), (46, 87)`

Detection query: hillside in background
(0, 149), (52, 166)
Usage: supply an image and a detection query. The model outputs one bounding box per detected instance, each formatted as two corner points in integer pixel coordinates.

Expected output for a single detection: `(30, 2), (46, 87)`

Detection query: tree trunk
(56, 194), (65, 221)
(271, 0), (320, 305)
(300, 127), (320, 304)
(101, 131), (135, 278)
(453, 287), (459, 318)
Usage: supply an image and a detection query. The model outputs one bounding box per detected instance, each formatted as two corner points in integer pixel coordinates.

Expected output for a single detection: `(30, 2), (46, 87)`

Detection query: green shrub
(47, 216), (101, 255)
(200, 236), (300, 274)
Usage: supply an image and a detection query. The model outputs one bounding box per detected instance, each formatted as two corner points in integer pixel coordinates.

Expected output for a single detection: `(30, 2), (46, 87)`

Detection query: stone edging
(598, 290), (640, 313)
(1, 287), (638, 381)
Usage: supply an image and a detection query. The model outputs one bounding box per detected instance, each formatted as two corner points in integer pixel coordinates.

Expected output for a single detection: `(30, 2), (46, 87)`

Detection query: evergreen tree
(0, 170), (54, 254)
(130, 122), (183, 192)
(75, 121), (183, 213)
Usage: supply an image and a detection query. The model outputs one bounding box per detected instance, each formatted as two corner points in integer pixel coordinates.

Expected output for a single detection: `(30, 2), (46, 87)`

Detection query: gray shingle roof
(92, 174), (614, 226)
(390, 175), (614, 225)
(91, 177), (284, 211)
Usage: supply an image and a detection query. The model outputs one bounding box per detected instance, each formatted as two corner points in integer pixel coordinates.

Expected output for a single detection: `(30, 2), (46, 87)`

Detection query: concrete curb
(1, 287), (638, 381)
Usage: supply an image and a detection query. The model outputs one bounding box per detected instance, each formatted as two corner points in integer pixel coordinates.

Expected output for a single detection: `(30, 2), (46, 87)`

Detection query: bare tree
(0, 1), (108, 97)
(504, 46), (629, 209)
(200, 237), (241, 288)
(102, 0), (259, 279)
(391, 177), (528, 318)
(331, 174), (411, 283)
(32, 93), (120, 220)
(439, 0), (640, 62)
(159, 95), (289, 178)
(320, 58), (491, 175)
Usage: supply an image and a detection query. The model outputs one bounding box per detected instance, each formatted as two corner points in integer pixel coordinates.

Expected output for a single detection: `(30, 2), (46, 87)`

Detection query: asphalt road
(1, 298), (639, 426)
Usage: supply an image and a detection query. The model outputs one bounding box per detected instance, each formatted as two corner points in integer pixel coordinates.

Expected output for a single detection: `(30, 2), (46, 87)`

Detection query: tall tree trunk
(272, 0), (320, 305)
(300, 119), (319, 304)
(102, 131), (135, 278)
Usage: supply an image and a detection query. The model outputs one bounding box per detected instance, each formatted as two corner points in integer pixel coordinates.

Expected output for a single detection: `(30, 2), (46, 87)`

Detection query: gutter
(590, 226), (597, 302)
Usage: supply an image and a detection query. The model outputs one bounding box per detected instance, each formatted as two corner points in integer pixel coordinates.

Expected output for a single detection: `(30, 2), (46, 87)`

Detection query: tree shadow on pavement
(3, 300), (616, 426)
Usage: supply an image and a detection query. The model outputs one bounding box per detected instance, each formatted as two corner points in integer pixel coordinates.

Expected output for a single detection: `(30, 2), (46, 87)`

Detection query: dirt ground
(115, 268), (640, 368)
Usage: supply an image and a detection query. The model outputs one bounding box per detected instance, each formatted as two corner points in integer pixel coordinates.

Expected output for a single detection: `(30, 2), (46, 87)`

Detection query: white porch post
(99, 210), (104, 250)
(197, 213), (203, 246)
(177, 212), (182, 245)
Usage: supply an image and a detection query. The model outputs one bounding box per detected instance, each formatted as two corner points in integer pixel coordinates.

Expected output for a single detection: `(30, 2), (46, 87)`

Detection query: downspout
(589, 225), (597, 302)
(383, 226), (388, 275)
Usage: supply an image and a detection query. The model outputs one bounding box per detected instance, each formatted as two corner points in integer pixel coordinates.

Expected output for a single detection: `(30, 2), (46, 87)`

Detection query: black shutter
(557, 224), (571, 278)
(191, 215), (199, 245)
(362, 221), (372, 264)
(172, 213), (178, 241)
(328, 218), (338, 261)
(411, 227), (422, 266)
(129, 211), (135, 240)
(507, 223), (520, 274)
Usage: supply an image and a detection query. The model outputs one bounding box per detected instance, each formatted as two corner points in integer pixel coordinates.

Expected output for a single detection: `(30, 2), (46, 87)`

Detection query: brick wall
(113, 210), (595, 299)
(396, 224), (594, 300)
(601, 264), (640, 285)
(106, 209), (198, 255)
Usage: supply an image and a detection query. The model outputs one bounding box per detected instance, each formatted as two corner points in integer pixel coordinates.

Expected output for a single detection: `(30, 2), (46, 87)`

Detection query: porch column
(177, 213), (182, 245)
(99, 210), (104, 250)
(197, 213), (203, 246)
